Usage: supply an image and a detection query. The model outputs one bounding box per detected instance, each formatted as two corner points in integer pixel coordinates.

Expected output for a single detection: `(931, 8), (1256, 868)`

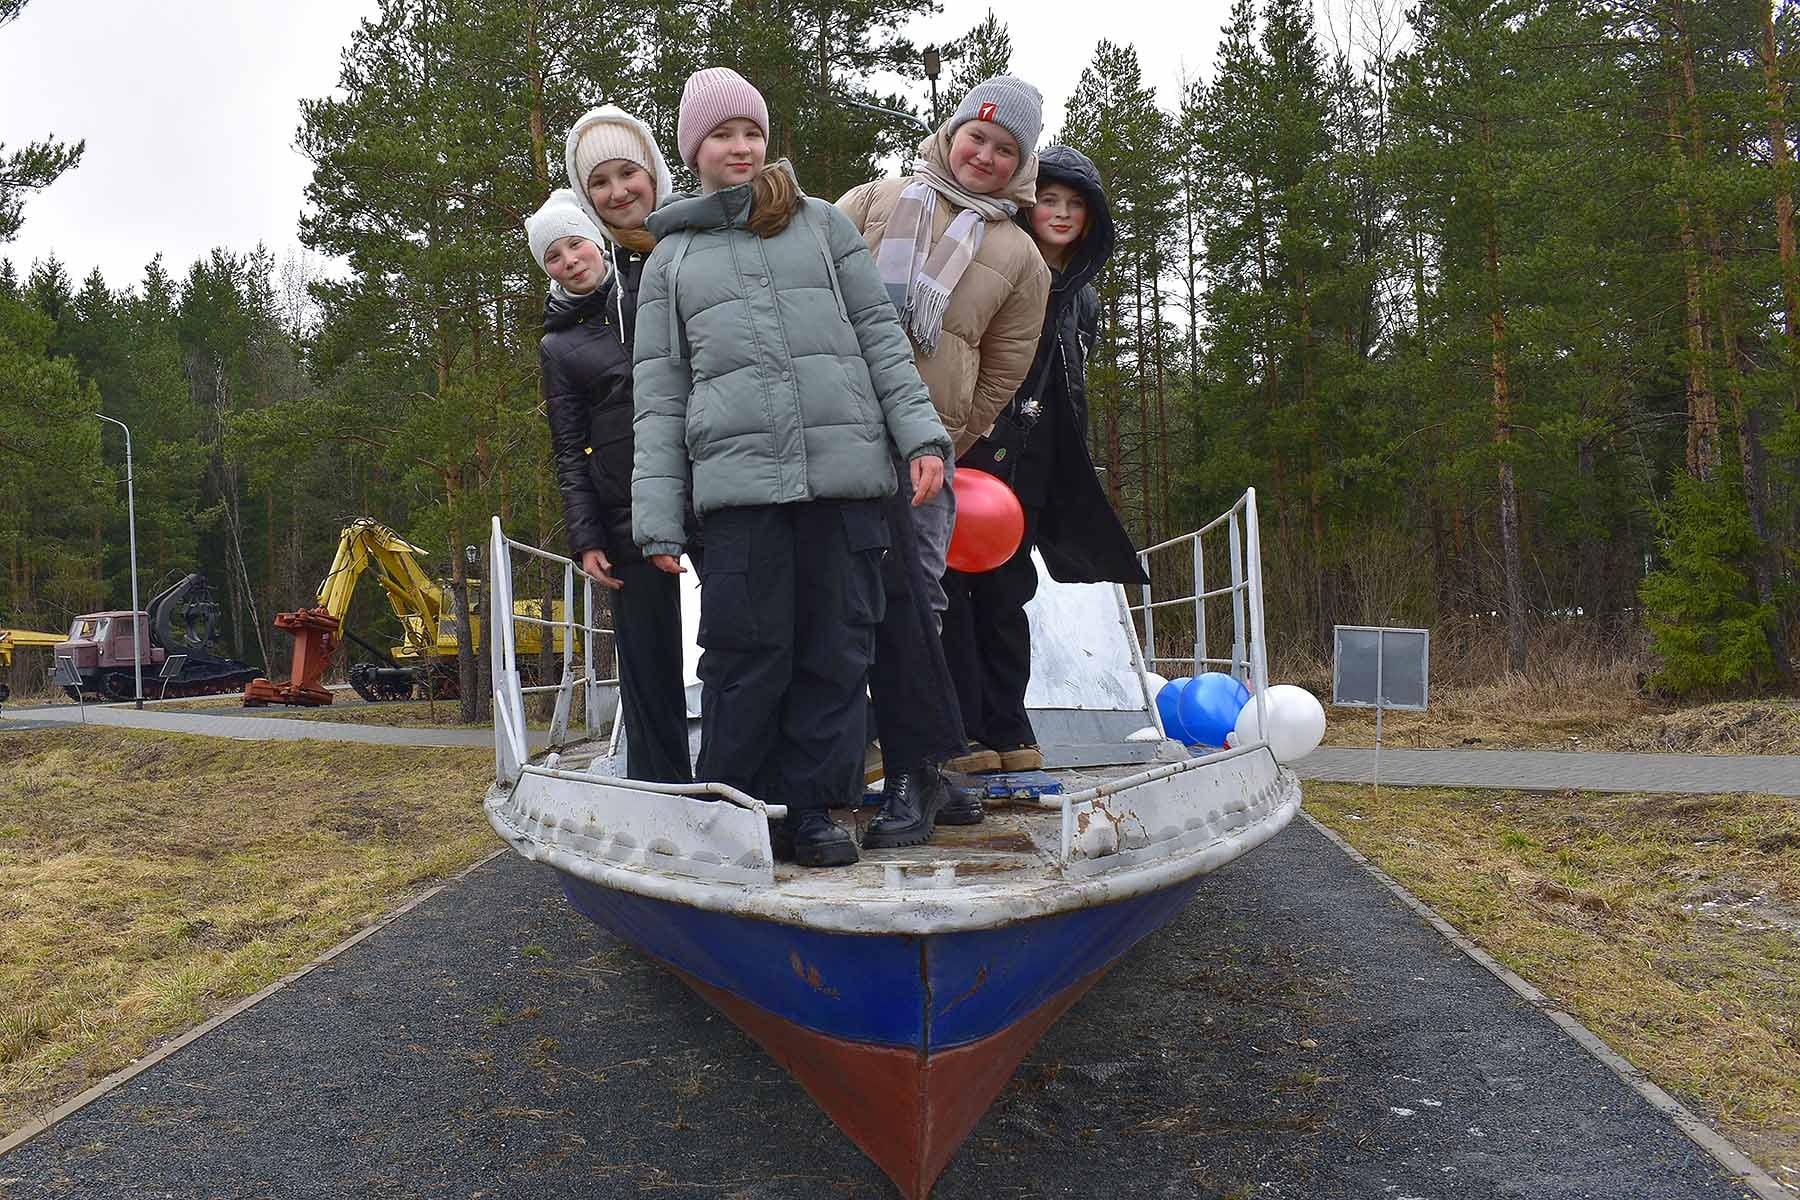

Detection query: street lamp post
(95, 412), (144, 709)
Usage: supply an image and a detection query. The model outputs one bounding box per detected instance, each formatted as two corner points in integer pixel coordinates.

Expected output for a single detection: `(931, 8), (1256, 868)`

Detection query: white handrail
(1125, 488), (1262, 687)
(1068, 488), (1271, 861)
(489, 517), (621, 784)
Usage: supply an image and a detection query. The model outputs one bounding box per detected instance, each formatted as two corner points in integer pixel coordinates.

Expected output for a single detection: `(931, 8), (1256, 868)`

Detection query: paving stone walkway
(1294, 745), (1800, 796)
(0, 701), (542, 750)
(7, 703), (1796, 796)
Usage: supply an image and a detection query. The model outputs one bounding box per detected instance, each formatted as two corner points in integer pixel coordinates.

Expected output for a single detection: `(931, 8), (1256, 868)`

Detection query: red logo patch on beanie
(977, 102), (997, 122)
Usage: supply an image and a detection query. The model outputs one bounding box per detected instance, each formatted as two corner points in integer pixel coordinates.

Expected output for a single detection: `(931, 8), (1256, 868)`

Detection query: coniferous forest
(3, 0), (1798, 697)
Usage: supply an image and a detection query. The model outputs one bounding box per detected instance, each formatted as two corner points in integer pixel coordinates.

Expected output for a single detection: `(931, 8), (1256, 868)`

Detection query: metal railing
(1128, 488), (1269, 690)
(1056, 487), (1274, 860)
(488, 518), (789, 824)
(488, 518), (616, 784)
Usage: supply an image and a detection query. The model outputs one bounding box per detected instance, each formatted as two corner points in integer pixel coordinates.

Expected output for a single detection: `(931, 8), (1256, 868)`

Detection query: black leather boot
(782, 810), (859, 868)
(863, 765), (950, 849)
(936, 785), (986, 826)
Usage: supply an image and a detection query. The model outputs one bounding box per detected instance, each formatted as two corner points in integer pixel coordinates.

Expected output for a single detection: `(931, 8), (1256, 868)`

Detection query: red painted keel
(667, 961), (1114, 1199)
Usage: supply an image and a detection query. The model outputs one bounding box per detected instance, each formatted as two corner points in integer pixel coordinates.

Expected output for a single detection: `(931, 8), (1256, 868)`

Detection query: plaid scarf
(876, 162), (1018, 354)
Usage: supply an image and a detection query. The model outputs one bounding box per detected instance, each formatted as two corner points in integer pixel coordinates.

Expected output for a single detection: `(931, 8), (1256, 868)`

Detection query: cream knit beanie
(573, 119), (656, 192)
(676, 67), (769, 167)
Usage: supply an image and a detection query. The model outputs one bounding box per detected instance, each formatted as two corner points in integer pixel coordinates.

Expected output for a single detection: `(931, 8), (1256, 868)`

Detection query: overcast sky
(1, 0), (1254, 292)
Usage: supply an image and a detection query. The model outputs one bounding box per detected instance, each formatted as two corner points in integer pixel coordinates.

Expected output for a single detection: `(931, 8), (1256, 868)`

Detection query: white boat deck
(483, 489), (1302, 935)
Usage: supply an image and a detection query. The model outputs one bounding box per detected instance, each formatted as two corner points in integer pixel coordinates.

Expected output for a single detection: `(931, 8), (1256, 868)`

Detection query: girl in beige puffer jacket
(837, 76), (1052, 632)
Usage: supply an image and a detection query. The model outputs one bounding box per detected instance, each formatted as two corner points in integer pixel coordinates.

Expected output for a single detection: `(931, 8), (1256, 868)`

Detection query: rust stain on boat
(789, 949), (840, 998)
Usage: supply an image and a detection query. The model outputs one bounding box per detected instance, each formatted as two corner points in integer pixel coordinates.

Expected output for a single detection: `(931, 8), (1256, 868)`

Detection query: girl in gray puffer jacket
(631, 68), (952, 868)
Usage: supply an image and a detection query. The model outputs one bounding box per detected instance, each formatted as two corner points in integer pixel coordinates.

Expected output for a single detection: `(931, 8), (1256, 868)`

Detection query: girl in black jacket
(943, 145), (1147, 768)
(532, 156), (692, 784)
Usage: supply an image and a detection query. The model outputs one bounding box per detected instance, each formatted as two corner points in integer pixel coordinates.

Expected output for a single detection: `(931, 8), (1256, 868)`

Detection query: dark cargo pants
(940, 505), (1042, 751)
(609, 559), (693, 785)
(693, 500), (887, 814)
(868, 457), (967, 773)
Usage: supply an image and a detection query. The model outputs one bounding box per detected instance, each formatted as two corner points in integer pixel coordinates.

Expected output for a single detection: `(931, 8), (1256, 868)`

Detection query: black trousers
(940, 505), (1041, 750)
(609, 559), (693, 784)
(868, 461), (967, 773)
(693, 501), (887, 814)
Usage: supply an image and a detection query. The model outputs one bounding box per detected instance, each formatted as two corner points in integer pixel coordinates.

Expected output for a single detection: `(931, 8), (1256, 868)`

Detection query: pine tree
(0, 1), (83, 243)
(942, 9), (1013, 98)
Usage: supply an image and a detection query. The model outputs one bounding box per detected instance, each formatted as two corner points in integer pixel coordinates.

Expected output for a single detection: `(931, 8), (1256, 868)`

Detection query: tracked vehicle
(52, 574), (259, 701)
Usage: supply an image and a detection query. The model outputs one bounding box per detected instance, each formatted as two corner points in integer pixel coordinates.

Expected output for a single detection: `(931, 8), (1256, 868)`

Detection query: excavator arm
(244, 518), (460, 707)
(315, 519), (449, 658)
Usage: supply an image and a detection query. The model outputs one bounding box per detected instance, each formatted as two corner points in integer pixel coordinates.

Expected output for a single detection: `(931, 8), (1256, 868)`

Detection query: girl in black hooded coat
(530, 181), (694, 786)
(943, 145), (1147, 765)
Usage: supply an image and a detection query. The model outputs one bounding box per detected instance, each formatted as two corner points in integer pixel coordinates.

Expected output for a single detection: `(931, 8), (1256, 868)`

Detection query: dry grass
(0, 727), (495, 1136)
(284, 699), (485, 729)
(1306, 782), (1800, 1182)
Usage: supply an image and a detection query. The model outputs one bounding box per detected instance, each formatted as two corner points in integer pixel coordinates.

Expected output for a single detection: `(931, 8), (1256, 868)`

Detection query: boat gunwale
(484, 758), (1301, 937)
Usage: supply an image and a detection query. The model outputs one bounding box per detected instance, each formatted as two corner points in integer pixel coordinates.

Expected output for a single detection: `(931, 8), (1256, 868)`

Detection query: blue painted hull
(558, 871), (1206, 1052)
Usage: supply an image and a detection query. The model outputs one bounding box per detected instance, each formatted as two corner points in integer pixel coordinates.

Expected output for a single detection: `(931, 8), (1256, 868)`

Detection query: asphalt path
(0, 820), (1752, 1200)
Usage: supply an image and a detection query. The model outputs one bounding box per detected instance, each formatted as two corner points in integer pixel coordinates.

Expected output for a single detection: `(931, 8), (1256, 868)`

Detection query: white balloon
(1142, 671), (1169, 697)
(1232, 684), (1326, 763)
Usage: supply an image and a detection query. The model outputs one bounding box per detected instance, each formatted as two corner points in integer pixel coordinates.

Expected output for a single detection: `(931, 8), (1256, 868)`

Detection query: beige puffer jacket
(838, 129), (1051, 456)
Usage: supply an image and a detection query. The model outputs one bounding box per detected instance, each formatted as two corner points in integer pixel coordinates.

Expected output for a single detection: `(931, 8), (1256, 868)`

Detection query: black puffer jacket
(542, 250), (647, 562)
(961, 145), (1145, 586)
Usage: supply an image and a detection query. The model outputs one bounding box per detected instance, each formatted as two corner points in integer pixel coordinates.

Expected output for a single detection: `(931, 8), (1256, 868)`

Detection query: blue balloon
(1178, 671), (1252, 747)
(1156, 677), (1194, 743)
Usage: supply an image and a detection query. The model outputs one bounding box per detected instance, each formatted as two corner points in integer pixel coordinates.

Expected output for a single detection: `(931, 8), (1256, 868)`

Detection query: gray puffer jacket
(631, 171), (951, 557)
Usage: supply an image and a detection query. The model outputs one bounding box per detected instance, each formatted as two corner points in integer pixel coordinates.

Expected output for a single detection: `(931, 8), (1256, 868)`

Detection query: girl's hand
(910, 454), (946, 506)
(580, 549), (624, 591)
(649, 554), (686, 575)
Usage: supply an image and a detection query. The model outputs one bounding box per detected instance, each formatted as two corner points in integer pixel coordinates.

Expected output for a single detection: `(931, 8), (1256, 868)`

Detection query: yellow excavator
(0, 627), (66, 706)
(244, 518), (567, 707)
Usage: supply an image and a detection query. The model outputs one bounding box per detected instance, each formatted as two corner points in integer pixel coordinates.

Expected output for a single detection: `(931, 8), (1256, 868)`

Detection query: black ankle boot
(937, 784), (986, 826)
(783, 810), (859, 868)
(863, 765), (950, 849)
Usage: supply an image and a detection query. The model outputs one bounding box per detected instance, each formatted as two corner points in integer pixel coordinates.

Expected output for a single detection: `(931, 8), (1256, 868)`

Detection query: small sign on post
(1332, 626), (1430, 793)
(157, 654), (188, 702)
(51, 655), (85, 724)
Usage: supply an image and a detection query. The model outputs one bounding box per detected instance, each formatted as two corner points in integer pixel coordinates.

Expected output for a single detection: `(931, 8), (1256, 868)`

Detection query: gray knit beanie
(948, 75), (1043, 158)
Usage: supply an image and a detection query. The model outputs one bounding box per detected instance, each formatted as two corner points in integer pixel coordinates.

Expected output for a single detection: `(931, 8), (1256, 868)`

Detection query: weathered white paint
(485, 749), (1301, 936)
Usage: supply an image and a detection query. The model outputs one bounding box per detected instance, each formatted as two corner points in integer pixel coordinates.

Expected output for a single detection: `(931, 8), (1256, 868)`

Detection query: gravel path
(0, 821), (1754, 1200)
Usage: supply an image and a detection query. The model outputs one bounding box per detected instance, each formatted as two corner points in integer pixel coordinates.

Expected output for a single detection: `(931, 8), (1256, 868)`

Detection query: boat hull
(559, 870), (1211, 1199)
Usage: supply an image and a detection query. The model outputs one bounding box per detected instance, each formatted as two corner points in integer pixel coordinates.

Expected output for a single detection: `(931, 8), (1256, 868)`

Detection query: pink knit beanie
(677, 67), (770, 167)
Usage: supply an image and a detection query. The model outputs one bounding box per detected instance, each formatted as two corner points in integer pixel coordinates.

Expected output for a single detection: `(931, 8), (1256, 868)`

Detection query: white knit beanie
(677, 67), (770, 167)
(573, 119), (656, 193)
(524, 189), (602, 273)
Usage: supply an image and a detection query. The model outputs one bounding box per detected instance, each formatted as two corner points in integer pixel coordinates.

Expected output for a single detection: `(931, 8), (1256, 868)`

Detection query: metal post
(1192, 533), (1206, 679)
(95, 413), (143, 709)
(1227, 513), (1246, 685)
(1139, 552), (1156, 675)
(1243, 490), (1269, 742)
(1373, 630), (1385, 798)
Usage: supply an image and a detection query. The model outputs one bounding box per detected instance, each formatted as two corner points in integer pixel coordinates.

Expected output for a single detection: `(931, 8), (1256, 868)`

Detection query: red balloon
(946, 468), (1026, 573)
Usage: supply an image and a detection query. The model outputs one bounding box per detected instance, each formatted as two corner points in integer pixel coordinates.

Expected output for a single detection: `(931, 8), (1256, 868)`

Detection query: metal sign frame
(157, 653), (188, 701)
(1332, 625), (1430, 712)
(51, 654), (86, 724)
